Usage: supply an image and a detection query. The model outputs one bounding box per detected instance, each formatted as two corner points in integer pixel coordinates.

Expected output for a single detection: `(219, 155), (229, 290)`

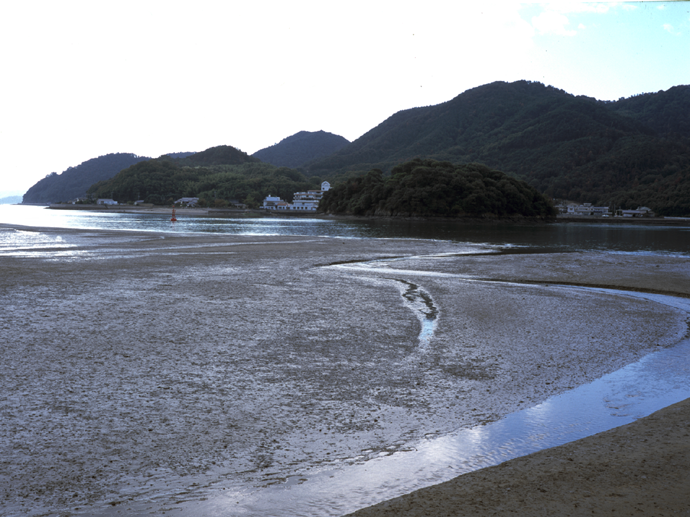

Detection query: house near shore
(563, 203), (656, 218)
(97, 198), (118, 205)
(566, 203), (610, 216)
(228, 199), (247, 209)
(262, 194), (290, 210)
(262, 181), (331, 211)
(174, 197), (199, 207)
(620, 206), (655, 217)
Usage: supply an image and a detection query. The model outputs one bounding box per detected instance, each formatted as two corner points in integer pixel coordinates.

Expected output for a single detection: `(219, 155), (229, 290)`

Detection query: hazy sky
(1, 1), (688, 197)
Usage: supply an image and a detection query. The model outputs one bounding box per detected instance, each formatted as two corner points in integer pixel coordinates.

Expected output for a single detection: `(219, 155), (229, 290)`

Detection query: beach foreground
(347, 397), (690, 516)
(1, 224), (689, 515)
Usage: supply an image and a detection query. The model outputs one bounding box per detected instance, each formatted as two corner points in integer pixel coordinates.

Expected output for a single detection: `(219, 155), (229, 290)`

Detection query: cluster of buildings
(93, 185), (331, 211)
(558, 202), (655, 218)
(262, 181), (331, 211)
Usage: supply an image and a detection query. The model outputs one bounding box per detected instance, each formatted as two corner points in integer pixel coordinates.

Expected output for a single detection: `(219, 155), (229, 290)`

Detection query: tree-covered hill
(319, 159), (556, 219)
(22, 153), (152, 204)
(604, 85), (690, 138)
(88, 146), (320, 207)
(252, 130), (350, 168)
(307, 81), (652, 175)
(308, 81), (690, 216)
(174, 145), (259, 167)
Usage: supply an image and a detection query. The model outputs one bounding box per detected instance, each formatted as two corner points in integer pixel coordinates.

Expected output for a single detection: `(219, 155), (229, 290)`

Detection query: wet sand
(1, 224), (689, 516)
(347, 398), (690, 516)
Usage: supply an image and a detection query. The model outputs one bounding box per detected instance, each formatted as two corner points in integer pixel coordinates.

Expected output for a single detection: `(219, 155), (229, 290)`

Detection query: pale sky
(1, 1), (688, 197)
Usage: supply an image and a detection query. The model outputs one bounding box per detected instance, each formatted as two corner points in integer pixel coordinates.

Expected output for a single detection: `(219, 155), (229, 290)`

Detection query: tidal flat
(1, 225), (689, 516)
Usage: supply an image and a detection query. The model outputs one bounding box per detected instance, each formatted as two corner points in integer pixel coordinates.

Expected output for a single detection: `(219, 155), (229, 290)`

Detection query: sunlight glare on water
(194, 333), (690, 517)
(0, 227), (73, 251)
(2, 205), (690, 255)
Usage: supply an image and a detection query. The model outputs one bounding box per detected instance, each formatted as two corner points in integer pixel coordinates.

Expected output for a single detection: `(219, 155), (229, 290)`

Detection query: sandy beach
(347, 398), (690, 516)
(1, 223), (689, 516)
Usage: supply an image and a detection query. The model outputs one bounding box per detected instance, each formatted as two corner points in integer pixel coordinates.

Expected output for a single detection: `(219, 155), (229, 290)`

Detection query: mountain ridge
(306, 80), (690, 215)
(20, 80), (690, 215)
(252, 130), (350, 168)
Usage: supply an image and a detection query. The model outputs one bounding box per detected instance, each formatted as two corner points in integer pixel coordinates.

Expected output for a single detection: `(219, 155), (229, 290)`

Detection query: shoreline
(36, 202), (690, 225)
(1, 225), (689, 515)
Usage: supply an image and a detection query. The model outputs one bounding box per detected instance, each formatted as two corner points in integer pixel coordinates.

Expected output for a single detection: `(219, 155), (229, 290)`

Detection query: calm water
(1, 204), (689, 255)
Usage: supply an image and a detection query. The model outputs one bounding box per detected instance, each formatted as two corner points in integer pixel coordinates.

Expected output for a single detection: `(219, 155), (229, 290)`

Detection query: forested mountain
(88, 145), (320, 207)
(319, 159), (556, 219)
(308, 81), (690, 216)
(252, 130), (350, 168)
(22, 153), (152, 204)
(604, 85), (690, 138)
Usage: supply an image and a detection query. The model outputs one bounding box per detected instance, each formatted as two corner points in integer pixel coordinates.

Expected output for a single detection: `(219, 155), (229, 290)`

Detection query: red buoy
(171, 207), (177, 223)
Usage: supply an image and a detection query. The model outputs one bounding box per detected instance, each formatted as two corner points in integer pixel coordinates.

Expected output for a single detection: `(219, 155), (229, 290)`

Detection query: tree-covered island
(319, 159), (556, 219)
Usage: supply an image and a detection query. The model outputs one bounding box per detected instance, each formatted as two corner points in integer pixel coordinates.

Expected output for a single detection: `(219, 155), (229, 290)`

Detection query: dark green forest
(173, 145), (259, 167)
(319, 159), (556, 219)
(604, 85), (690, 138)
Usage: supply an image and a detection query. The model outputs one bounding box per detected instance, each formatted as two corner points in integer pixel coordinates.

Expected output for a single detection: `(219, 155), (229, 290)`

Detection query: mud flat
(0, 224), (689, 516)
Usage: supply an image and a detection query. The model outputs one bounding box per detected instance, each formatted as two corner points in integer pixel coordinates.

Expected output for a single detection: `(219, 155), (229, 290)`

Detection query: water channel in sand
(198, 342), (690, 517)
(2, 204), (690, 515)
(174, 282), (690, 517)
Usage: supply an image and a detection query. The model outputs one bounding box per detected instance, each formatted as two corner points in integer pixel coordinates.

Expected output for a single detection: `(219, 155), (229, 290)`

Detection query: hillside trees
(87, 159), (318, 207)
(319, 159), (556, 218)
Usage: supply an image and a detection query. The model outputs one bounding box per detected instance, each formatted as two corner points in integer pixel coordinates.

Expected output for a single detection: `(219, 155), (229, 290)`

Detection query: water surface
(2, 204), (689, 256)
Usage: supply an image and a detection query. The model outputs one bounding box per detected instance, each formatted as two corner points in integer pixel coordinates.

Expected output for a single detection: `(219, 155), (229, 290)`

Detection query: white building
(262, 181), (331, 211)
(262, 194), (286, 210)
(291, 181), (331, 211)
(97, 198), (118, 205)
(566, 203), (609, 216)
